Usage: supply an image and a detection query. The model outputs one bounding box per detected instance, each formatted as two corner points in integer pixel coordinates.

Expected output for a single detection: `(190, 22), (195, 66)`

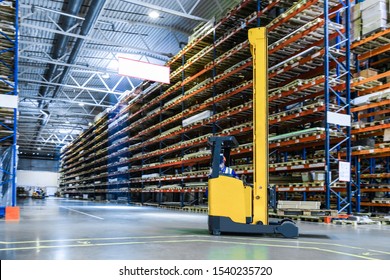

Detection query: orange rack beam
(351, 28), (390, 49)
(351, 99), (390, 113)
(352, 123), (390, 134)
(361, 202), (390, 207)
(358, 43), (390, 61)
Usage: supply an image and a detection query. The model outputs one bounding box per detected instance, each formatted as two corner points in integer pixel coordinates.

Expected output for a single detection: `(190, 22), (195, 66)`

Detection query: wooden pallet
(277, 208), (338, 217)
(332, 220), (381, 226)
(372, 200), (390, 204)
(182, 206), (208, 214)
(371, 217), (390, 225)
(269, 213), (331, 223)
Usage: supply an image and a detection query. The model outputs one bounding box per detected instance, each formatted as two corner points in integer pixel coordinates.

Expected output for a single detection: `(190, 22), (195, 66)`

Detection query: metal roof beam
(20, 23), (172, 59)
(121, 0), (209, 22)
(98, 17), (189, 36)
(20, 95), (112, 108)
(19, 77), (123, 96)
(20, 4), (86, 21)
(19, 116), (90, 126)
(19, 39), (170, 62)
(18, 55), (119, 77)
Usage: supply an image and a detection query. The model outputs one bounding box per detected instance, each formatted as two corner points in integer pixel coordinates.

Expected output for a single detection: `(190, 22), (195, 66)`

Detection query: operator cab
(208, 136), (239, 180)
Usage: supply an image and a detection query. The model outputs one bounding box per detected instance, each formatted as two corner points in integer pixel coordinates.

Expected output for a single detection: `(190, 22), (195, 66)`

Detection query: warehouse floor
(0, 198), (389, 260)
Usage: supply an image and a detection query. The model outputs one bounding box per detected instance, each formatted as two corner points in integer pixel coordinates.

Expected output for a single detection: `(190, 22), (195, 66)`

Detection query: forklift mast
(249, 27), (269, 225)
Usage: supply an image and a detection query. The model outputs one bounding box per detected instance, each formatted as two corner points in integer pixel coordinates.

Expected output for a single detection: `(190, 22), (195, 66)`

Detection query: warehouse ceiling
(17, 0), (240, 159)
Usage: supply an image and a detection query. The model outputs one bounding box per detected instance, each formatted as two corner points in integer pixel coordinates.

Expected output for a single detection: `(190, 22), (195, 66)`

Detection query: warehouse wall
(18, 158), (59, 172)
(17, 158), (60, 196)
(17, 170), (59, 196)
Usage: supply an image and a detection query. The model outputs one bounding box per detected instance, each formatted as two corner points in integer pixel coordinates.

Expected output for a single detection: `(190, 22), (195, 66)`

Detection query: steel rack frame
(0, 0), (18, 208)
(349, 24), (390, 213)
(323, 0), (352, 213)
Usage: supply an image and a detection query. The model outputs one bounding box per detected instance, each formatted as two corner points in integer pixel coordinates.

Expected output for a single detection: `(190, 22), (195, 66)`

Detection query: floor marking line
(368, 249), (390, 255)
(59, 206), (104, 220)
(0, 239), (380, 260)
(0, 235), (195, 245)
(207, 240), (378, 260)
(219, 236), (369, 250)
(0, 234), (383, 254)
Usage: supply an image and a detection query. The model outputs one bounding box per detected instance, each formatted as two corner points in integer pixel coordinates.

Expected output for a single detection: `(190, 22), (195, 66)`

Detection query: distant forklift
(32, 187), (46, 199)
(207, 27), (298, 238)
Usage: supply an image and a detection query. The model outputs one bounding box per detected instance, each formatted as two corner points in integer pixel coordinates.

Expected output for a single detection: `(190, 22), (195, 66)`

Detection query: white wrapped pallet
(361, 0), (388, 36)
(182, 110), (212, 127)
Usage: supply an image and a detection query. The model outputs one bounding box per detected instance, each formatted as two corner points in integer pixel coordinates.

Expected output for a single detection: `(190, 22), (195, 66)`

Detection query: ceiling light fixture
(78, 102), (85, 107)
(149, 11), (159, 19)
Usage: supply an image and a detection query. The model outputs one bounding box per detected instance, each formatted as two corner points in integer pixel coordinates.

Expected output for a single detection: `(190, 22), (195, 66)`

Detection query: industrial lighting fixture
(78, 102), (84, 107)
(149, 11), (159, 19)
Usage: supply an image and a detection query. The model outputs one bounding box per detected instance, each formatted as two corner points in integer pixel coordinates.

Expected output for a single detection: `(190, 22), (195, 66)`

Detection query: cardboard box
(361, 0), (386, 10)
(360, 68), (378, 78)
(351, 19), (362, 41)
(352, 2), (361, 21)
(362, 19), (387, 36)
(362, 1), (387, 19)
(311, 171), (325, 182)
(302, 172), (311, 182)
(361, 0), (388, 35)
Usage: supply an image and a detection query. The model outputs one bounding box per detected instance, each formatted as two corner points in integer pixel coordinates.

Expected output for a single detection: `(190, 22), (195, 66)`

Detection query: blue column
(11, 0), (19, 207)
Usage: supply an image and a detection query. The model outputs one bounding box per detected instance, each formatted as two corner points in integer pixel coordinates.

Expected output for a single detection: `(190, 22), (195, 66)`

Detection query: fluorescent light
(78, 102), (84, 107)
(149, 11), (159, 19)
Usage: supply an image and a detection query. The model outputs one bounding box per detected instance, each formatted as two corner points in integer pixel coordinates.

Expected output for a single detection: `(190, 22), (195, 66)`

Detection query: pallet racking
(0, 0), (18, 208)
(60, 0), (365, 214)
(350, 23), (390, 214)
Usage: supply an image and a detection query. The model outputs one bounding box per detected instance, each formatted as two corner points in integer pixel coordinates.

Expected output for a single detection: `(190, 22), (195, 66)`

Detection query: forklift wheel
(210, 230), (221, 236)
(279, 219), (299, 238)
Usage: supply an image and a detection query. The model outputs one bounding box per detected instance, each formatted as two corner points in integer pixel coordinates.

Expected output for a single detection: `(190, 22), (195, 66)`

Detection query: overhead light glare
(78, 102), (85, 107)
(149, 11), (159, 19)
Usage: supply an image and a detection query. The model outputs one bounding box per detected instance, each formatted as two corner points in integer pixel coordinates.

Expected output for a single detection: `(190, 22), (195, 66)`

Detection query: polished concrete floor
(0, 197), (389, 260)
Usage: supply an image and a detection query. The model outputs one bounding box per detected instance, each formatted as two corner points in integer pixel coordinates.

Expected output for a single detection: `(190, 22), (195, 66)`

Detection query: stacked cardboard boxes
(351, 2), (362, 41)
(361, 0), (388, 36)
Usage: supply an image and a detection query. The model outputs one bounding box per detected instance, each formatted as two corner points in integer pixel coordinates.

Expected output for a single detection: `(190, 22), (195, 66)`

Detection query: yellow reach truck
(207, 27), (299, 238)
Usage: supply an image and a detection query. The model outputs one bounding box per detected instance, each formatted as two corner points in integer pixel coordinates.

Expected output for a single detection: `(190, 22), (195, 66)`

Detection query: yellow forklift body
(208, 176), (252, 224)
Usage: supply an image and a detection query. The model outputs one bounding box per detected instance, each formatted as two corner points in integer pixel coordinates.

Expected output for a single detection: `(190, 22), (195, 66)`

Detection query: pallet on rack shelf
(371, 199), (390, 204)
